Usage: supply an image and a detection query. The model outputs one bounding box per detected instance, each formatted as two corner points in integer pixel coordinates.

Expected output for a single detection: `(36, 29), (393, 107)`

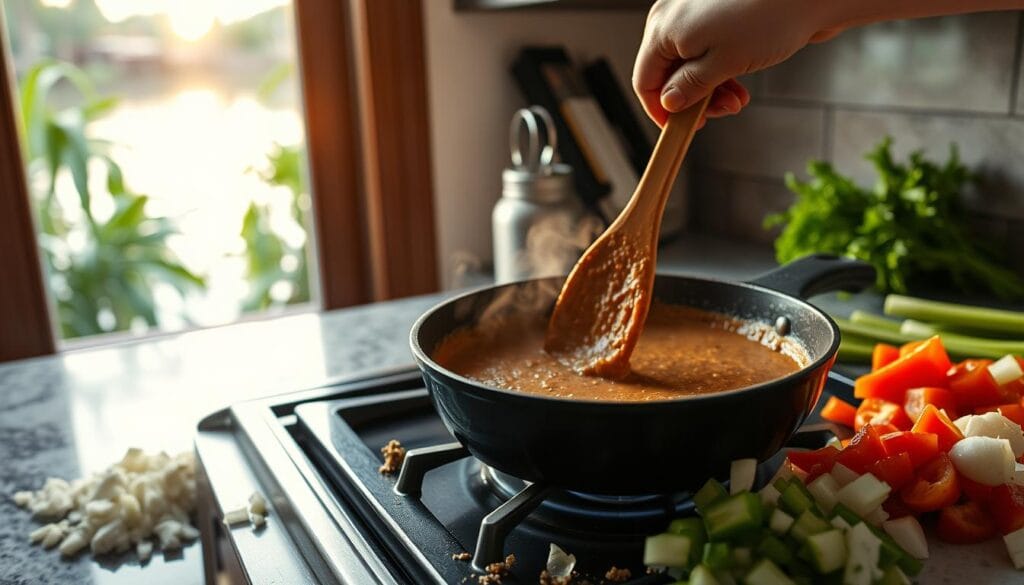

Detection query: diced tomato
(998, 404), (1024, 427)
(855, 398), (912, 432)
(900, 453), (960, 513)
(990, 484), (1024, 535)
(880, 431), (939, 469)
(910, 404), (964, 452)
(872, 343), (901, 371)
(868, 451), (914, 490)
(958, 475), (995, 506)
(936, 501), (996, 544)
(835, 424), (888, 474)
(948, 359), (1011, 409)
(899, 340), (926, 357)
(786, 446), (840, 480)
(903, 387), (958, 422)
(854, 336), (952, 403)
(820, 396), (858, 428)
(882, 494), (913, 519)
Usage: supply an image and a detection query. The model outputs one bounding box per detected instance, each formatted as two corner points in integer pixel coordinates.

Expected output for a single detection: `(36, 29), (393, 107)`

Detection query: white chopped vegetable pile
(12, 448), (199, 561)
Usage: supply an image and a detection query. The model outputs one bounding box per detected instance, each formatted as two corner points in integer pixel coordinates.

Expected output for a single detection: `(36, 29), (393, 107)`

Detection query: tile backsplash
(687, 12), (1024, 275)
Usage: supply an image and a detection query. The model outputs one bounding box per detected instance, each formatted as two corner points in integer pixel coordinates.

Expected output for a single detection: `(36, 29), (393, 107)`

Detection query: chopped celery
(744, 558), (796, 585)
(688, 564), (721, 585)
(807, 474), (840, 513)
(804, 529), (847, 574)
(779, 481), (817, 517)
(704, 493), (764, 541)
(835, 474), (891, 517)
(757, 534), (793, 567)
(644, 533), (693, 568)
(668, 517), (707, 566)
(830, 503), (862, 527)
(790, 510), (830, 544)
(769, 508), (795, 535)
(695, 479), (729, 515)
(702, 541), (733, 570)
(760, 484), (782, 507)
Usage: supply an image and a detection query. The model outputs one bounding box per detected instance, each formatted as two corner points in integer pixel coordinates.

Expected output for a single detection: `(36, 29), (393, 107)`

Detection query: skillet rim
(408, 273), (840, 408)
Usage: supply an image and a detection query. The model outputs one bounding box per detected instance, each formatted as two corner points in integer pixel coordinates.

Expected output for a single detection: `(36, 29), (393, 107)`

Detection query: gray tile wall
(687, 13), (1024, 274)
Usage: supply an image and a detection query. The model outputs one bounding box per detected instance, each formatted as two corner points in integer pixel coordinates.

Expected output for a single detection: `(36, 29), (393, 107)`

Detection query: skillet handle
(747, 253), (876, 300)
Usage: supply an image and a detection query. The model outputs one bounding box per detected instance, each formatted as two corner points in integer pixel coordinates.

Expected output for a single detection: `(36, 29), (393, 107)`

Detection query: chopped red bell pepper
(936, 501), (996, 544)
(820, 396), (858, 428)
(786, 445), (841, 478)
(872, 343), (901, 371)
(882, 494), (913, 519)
(900, 453), (960, 513)
(991, 484), (1024, 535)
(998, 404), (1024, 427)
(868, 451), (914, 491)
(835, 424), (888, 474)
(854, 336), (952, 403)
(855, 398), (912, 432)
(880, 431), (939, 469)
(910, 404), (964, 452)
(948, 359), (1011, 409)
(899, 340), (926, 357)
(958, 475), (995, 506)
(903, 387), (958, 422)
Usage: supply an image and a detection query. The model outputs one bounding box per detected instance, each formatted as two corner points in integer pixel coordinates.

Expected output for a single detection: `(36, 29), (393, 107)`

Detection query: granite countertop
(0, 235), (879, 585)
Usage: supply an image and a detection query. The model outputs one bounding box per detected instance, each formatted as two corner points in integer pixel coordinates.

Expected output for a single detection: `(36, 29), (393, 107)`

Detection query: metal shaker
(492, 106), (595, 284)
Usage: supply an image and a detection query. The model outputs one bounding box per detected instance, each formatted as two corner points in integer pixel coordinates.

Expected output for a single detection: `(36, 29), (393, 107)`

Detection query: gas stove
(194, 366), (852, 584)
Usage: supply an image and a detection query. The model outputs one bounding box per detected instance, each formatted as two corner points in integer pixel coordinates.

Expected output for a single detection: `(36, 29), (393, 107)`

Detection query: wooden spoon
(545, 96), (711, 378)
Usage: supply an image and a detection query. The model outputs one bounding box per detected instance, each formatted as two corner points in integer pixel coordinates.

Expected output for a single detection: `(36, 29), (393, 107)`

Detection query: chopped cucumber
(779, 481), (817, 517)
(669, 517), (708, 566)
(731, 459), (758, 495)
(688, 564), (721, 585)
(703, 541), (733, 570)
(790, 510), (830, 544)
(835, 474), (891, 517)
(807, 473), (840, 513)
(756, 534), (793, 567)
(695, 479), (730, 515)
(804, 529), (847, 574)
(881, 516), (927, 560)
(769, 508), (795, 535)
(704, 493), (764, 542)
(744, 558), (796, 585)
(830, 503), (862, 527)
(644, 533), (693, 568)
(843, 522), (881, 585)
(865, 523), (918, 575)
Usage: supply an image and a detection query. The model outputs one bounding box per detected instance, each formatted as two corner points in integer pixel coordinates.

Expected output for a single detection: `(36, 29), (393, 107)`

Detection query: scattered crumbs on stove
(378, 439), (406, 475)
(603, 566), (631, 582)
(477, 553), (516, 584)
(539, 569), (573, 585)
(452, 551), (472, 561)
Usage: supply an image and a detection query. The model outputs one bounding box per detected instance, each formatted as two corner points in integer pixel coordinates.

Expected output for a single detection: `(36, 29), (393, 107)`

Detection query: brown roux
(434, 302), (808, 402)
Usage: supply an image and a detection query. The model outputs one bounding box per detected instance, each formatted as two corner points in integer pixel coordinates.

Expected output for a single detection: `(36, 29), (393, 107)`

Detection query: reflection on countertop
(0, 234), (875, 585)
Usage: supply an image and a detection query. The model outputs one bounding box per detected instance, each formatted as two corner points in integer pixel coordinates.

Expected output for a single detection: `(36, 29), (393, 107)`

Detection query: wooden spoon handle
(626, 95), (711, 222)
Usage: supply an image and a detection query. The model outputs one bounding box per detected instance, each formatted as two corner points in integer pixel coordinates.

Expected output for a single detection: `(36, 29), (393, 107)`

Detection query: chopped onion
(954, 412), (1024, 458)
(830, 463), (859, 487)
(949, 436), (1016, 486)
(546, 543), (576, 579)
(1006, 526), (1024, 569)
(730, 458), (757, 495)
(883, 516), (928, 560)
(990, 355), (1024, 386)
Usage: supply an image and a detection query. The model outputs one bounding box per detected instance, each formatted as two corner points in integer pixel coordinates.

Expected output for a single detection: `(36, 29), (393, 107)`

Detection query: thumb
(660, 56), (730, 114)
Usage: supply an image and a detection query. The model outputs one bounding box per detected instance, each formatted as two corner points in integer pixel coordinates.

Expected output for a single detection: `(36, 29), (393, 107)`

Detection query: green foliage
(766, 138), (1024, 300)
(20, 60), (204, 338)
(241, 143), (311, 312)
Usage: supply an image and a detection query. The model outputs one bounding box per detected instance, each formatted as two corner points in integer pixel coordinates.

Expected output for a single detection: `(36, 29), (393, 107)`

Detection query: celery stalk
(884, 294), (1024, 336)
(850, 310), (902, 333)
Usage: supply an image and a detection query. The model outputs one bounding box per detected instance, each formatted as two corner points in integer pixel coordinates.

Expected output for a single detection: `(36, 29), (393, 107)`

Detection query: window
(0, 0), (438, 361)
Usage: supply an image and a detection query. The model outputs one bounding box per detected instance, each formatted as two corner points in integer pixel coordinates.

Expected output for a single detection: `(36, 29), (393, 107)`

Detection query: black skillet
(410, 254), (875, 495)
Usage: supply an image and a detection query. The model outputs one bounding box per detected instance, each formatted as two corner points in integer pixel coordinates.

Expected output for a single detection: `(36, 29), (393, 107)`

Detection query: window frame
(0, 0), (438, 360)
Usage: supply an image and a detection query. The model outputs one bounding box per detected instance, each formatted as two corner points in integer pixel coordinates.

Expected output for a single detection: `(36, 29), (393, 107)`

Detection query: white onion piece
(883, 516), (929, 560)
(989, 355), (1024, 386)
(546, 543), (576, 579)
(949, 436), (1016, 486)
(954, 412), (1024, 458)
(730, 459), (757, 495)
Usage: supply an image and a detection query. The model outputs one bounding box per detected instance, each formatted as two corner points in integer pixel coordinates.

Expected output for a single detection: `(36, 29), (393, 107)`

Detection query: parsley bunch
(765, 138), (1024, 300)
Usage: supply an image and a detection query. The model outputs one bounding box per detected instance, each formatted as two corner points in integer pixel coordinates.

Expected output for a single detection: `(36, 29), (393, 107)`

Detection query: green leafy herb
(765, 138), (1024, 300)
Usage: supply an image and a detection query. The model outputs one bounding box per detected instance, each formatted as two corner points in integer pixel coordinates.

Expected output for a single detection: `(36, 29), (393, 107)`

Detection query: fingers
(632, 37), (677, 127)
(658, 54), (731, 116)
(705, 79), (749, 118)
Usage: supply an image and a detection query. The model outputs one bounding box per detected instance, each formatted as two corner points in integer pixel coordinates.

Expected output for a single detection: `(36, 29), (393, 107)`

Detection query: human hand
(632, 0), (842, 126)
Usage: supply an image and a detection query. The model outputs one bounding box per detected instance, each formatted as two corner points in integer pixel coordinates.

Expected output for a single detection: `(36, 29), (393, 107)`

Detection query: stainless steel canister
(492, 106), (596, 284)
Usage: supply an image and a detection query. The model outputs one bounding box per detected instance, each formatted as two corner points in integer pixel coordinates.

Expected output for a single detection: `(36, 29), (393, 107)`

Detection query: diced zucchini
(835, 474), (891, 517)
(805, 529), (848, 574)
(829, 463), (859, 487)
(744, 558), (796, 585)
(704, 493), (764, 542)
(644, 533), (693, 568)
(875, 565), (910, 585)
(703, 541), (733, 571)
(760, 483), (782, 507)
(669, 517), (708, 566)
(1005, 526), (1024, 569)
(830, 503), (862, 527)
(769, 508), (795, 535)
(881, 516), (928, 560)
(731, 459), (758, 494)
(779, 481), (817, 517)
(757, 534), (793, 567)
(807, 473), (840, 513)
(695, 479), (730, 515)
(866, 523), (917, 574)
(790, 510), (830, 544)
(843, 522), (881, 585)
(688, 564), (721, 585)
(772, 477), (792, 495)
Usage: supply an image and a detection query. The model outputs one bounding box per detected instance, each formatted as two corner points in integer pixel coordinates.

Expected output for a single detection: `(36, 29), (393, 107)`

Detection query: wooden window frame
(0, 0), (438, 361)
